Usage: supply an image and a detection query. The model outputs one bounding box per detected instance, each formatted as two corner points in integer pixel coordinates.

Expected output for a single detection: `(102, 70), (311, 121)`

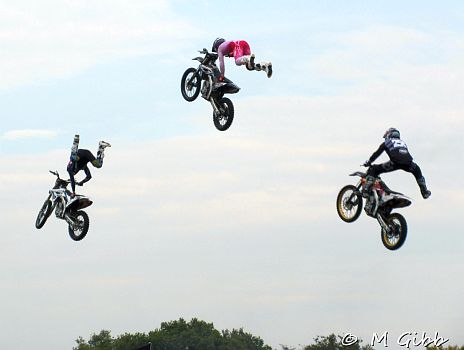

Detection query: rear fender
(66, 196), (93, 211)
(217, 82), (240, 94)
(382, 194), (412, 209)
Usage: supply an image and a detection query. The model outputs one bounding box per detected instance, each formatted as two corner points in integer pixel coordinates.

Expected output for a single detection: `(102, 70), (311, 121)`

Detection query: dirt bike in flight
(35, 170), (93, 241)
(181, 48), (240, 131)
(336, 165), (412, 250)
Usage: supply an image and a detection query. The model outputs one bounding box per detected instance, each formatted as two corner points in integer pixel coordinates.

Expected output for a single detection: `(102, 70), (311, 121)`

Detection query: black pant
(367, 160), (423, 180)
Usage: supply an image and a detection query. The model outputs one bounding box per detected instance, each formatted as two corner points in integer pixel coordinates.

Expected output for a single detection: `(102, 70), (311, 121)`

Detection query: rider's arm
(217, 42), (228, 78)
(67, 161), (76, 194)
(368, 143), (386, 163)
(79, 165), (92, 185)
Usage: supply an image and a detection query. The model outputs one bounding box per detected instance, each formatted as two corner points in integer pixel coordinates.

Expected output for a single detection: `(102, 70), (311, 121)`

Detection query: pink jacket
(217, 40), (251, 77)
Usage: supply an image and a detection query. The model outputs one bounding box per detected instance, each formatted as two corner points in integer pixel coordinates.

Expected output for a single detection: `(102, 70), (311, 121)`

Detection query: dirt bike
(35, 170), (93, 241)
(180, 48), (240, 131)
(336, 166), (412, 250)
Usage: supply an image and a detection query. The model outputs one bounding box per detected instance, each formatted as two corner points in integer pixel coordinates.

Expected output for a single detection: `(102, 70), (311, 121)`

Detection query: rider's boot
(97, 141), (111, 160)
(249, 54), (255, 70)
(362, 175), (375, 198)
(263, 62), (273, 78)
(70, 134), (80, 161)
(256, 62), (272, 77)
(417, 177), (431, 199)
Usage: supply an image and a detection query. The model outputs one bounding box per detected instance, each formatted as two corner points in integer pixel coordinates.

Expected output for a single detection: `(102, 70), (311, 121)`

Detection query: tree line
(74, 318), (463, 350)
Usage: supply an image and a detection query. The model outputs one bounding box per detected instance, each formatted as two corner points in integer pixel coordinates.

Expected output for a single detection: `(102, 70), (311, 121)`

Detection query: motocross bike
(336, 166), (412, 250)
(35, 170), (93, 241)
(181, 48), (240, 131)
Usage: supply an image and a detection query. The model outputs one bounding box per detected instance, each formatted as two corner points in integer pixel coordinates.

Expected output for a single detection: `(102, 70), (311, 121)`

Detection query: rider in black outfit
(67, 141), (110, 197)
(364, 128), (431, 199)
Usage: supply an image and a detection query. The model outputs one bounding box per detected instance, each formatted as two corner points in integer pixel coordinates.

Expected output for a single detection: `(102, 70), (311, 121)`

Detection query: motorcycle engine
(55, 200), (65, 218)
(201, 81), (210, 99)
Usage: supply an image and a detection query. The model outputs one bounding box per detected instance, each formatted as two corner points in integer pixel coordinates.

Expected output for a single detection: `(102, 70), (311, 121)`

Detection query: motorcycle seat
(381, 182), (403, 196)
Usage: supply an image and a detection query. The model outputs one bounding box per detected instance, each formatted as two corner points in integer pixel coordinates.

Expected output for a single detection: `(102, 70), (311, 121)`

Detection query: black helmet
(383, 127), (400, 139)
(212, 38), (225, 52)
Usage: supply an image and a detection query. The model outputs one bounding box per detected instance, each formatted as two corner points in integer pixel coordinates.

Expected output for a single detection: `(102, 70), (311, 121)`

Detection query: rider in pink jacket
(212, 38), (272, 80)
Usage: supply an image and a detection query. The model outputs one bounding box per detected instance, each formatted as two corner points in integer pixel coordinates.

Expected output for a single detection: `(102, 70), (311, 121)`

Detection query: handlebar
(49, 170), (71, 183)
(197, 48), (218, 58)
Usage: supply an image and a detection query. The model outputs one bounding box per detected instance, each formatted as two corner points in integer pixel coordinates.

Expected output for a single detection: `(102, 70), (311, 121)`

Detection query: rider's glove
(76, 181), (84, 186)
(218, 75), (224, 82)
(363, 160), (372, 167)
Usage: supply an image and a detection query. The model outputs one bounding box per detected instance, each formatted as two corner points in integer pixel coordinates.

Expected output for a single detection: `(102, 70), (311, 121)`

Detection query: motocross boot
(254, 62), (272, 77)
(249, 54), (255, 70)
(97, 141), (111, 160)
(362, 175), (375, 198)
(417, 177), (431, 199)
(70, 134), (80, 161)
(263, 62), (273, 78)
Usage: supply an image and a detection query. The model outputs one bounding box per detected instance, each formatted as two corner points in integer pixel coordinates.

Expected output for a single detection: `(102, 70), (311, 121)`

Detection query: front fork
(376, 214), (391, 234)
(201, 75), (222, 115)
(64, 212), (80, 229)
(210, 97), (221, 115)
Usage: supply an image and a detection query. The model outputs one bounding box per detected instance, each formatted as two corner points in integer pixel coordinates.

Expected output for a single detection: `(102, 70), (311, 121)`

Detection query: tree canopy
(74, 318), (272, 350)
(75, 323), (462, 350)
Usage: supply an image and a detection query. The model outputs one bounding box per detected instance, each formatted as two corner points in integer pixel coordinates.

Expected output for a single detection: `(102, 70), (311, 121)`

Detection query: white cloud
(2, 129), (58, 140)
(0, 0), (202, 89)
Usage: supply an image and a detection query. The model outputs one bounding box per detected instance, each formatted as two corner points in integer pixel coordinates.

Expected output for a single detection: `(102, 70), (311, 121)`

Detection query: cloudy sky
(1, 1), (463, 349)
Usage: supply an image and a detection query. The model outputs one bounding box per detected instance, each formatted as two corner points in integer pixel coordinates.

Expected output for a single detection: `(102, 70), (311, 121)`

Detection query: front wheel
(35, 196), (53, 229)
(68, 210), (90, 241)
(213, 97), (234, 131)
(381, 213), (407, 250)
(181, 68), (201, 102)
(336, 185), (363, 223)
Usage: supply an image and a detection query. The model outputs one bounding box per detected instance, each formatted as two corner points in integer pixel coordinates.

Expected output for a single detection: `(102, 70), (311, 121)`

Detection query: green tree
(113, 332), (150, 350)
(221, 328), (273, 350)
(148, 318), (223, 350)
(74, 318), (272, 350)
(427, 346), (464, 350)
(74, 330), (113, 350)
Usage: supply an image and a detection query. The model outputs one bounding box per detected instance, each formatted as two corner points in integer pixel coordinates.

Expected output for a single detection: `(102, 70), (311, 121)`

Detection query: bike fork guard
(376, 214), (390, 233)
(210, 98), (220, 115)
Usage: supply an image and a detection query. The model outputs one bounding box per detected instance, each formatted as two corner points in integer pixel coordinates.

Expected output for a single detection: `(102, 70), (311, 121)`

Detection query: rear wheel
(213, 97), (234, 131)
(381, 213), (407, 250)
(181, 68), (201, 102)
(68, 210), (90, 241)
(35, 197), (53, 229)
(336, 185), (362, 223)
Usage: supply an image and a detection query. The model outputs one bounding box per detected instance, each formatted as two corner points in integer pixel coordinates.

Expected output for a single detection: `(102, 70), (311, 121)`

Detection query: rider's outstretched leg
(94, 141), (111, 168)
(397, 162), (431, 199)
(404, 162), (431, 199)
